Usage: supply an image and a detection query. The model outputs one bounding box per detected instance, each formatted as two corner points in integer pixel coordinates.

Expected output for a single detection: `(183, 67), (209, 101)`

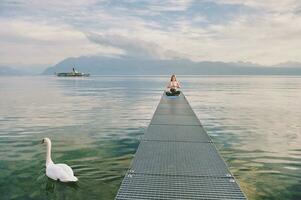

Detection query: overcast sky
(1, 0), (301, 68)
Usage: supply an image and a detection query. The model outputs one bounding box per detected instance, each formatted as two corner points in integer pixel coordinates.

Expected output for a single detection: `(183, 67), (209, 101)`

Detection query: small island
(56, 68), (90, 77)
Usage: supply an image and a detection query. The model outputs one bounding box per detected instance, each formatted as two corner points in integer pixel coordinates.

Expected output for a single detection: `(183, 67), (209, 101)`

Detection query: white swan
(41, 138), (78, 182)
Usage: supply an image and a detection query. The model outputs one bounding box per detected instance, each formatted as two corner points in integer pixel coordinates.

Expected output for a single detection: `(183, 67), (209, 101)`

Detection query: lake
(0, 75), (300, 200)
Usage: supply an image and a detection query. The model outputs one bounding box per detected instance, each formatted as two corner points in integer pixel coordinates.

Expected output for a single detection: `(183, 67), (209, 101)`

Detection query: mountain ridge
(0, 66), (28, 76)
(39, 56), (301, 75)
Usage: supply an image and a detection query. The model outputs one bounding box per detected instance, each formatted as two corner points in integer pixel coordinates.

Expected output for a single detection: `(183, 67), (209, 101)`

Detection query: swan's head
(41, 137), (51, 144)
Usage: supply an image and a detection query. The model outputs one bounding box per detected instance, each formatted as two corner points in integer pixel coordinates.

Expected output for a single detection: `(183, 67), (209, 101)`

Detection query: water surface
(0, 76), (300, 199)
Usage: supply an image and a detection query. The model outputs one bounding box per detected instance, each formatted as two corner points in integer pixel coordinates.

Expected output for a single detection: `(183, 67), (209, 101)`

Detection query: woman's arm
(177, 81), (181, 88)
(167, 81), (171, 88)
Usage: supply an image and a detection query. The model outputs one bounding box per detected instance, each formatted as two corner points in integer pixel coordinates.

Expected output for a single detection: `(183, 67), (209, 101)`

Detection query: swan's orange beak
(41, 139), (44, 144)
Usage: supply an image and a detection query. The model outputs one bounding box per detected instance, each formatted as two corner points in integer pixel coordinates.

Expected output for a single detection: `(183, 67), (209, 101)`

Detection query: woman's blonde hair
(170, 74), (176, 81)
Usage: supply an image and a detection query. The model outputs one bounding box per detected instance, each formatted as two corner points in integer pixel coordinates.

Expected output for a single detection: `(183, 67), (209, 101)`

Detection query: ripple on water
(0, 76), (301, 200)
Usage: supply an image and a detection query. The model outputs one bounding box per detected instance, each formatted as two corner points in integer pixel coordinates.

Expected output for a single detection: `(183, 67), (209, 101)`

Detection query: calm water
(0, 76), (300, 200)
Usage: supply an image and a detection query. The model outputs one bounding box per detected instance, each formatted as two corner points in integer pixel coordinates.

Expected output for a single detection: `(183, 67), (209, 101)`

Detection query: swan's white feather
(46, 163), (78, 182)
(56, 163), (74, 177)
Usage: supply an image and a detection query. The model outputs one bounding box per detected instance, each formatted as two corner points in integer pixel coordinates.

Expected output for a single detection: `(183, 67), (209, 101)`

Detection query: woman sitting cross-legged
(166, 74), (181, 96)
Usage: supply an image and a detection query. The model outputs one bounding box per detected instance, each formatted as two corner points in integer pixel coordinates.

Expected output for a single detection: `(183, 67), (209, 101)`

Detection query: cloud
(1, 0), (301, 67)
(85, 32), (181, 59)
(215, 0), (301, 13)
(144, 0), (194, 12)
(0, 18), (121, 66)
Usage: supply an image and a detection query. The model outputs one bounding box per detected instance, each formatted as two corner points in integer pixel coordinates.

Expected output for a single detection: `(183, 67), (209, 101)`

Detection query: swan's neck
(46, 141), (54, 166)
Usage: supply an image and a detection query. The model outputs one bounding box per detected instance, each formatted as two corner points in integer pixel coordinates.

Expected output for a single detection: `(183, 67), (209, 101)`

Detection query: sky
(1, 0), (301, 69)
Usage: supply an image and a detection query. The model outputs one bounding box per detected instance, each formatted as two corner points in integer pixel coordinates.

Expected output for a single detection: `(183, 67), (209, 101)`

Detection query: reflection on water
(0, 76), (300, 199)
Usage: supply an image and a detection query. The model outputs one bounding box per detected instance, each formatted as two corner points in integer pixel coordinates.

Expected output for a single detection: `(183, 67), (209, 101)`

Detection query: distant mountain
(0, 66), (27, 76)
(272, 61), (301, 68)
(42, 56), (301, 75)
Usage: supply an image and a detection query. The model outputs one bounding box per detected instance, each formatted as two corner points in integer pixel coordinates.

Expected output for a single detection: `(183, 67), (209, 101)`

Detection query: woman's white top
(168, 81), (180, 89)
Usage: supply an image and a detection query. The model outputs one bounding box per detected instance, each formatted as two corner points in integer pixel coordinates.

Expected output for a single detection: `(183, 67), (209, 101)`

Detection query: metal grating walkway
(115, 92), (246, 200)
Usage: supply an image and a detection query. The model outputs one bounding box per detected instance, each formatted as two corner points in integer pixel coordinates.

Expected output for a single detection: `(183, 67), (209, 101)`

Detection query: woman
(166, 74), (181, 96)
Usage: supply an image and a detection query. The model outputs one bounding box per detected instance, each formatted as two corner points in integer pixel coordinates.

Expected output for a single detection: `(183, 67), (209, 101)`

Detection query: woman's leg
(166, 91), (172, 96)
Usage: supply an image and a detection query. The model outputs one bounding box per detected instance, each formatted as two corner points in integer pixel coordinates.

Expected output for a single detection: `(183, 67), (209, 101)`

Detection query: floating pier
(115, 92), (246, 200)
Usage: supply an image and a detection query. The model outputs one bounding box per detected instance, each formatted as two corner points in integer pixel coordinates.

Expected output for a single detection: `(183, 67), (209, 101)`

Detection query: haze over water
(0, 75), (300, 200)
